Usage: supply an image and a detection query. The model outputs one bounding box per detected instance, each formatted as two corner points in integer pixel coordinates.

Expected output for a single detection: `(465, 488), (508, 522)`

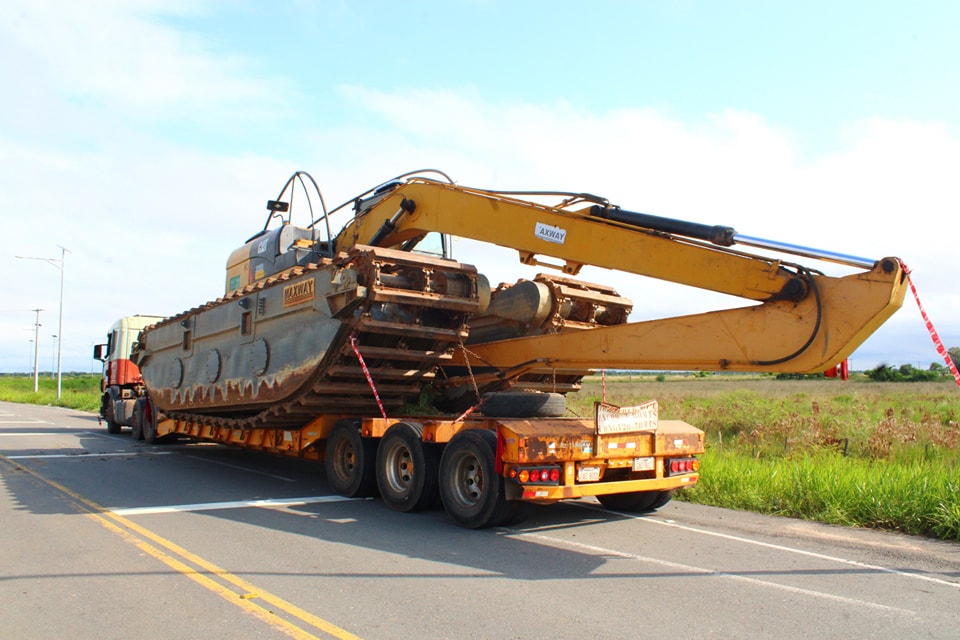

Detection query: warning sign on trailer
(595, 400), (659, 434)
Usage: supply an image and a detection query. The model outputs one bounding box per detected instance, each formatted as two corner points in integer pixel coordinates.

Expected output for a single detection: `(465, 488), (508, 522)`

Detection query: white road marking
(0, 431), (88, 436)
(573, 501), (960, 590)
(508, 528), (916, 616)
(110, 495), (360, 516)
(0, 432), (50, 436)
(0, 415), (49, 424)
(6, 451), (173, 460)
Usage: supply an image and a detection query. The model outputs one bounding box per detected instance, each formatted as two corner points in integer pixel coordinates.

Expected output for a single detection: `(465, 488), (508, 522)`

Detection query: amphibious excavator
(124, 169), (906, 528)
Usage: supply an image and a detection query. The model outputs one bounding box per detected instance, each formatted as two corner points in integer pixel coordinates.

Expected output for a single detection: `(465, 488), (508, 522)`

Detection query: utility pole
(31, 309), (43, 392)
(17, 246), (69, 399)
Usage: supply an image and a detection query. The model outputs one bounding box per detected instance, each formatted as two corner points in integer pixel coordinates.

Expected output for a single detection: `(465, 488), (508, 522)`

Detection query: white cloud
(0, 0), (289, 127)
(1, 8), (956, 374)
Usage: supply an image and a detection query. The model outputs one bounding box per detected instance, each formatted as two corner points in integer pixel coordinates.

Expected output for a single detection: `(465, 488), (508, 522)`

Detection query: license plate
(577, 466), (601, 482)
(632, 456), (654, 472)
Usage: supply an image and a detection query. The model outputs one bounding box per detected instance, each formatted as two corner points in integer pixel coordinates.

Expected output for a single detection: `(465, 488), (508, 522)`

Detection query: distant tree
(929, 362), (945, 373)
(949, 346), (960, 368)
(865, 363), (939, 382)
(865, 364), (897, 381)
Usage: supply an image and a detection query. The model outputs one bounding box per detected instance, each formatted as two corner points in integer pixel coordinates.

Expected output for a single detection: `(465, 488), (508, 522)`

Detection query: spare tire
(479, 391), (566, 418)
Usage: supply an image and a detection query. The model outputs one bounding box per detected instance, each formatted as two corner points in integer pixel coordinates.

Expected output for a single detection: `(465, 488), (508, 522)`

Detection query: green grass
(688, 450), (960, 540)
(0, 374), (101, 412)
(569, 377), (960, 541)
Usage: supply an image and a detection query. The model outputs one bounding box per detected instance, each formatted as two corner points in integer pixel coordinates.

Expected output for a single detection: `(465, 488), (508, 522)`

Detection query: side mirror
(93, 344), (107, 361)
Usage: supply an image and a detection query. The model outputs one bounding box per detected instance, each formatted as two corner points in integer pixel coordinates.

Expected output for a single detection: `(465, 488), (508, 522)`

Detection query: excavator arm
(333, 177), (906, 375)
(336, 180), (809, 302)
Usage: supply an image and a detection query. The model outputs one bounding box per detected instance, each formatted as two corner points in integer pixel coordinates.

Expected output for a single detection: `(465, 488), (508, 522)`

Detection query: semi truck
(97, 169), (906, 528)
(93, 314), (164, 436)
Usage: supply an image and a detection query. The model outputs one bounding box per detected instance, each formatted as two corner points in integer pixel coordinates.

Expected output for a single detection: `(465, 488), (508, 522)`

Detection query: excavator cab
(225, 223), (332, 295)
(225, 172), (454, 295)
(224, 172), (338, 295)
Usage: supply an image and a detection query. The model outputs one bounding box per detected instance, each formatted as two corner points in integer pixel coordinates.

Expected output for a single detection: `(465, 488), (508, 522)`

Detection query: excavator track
(139, 246), (481, 430)
(437, 274), (634, 399)
(497, 275), (632, 394)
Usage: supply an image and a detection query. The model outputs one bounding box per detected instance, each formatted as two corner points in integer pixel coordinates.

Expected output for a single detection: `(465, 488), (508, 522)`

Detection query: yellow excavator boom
(334, 178), (906, 374)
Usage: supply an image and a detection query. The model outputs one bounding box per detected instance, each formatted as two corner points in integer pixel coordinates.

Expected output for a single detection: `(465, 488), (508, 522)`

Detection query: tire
(103, 397), (121, 435)
(597, 489), (675, 513)
(141, 404), (158, 444)
(439, 429), (525, 529)
(325, 420), (379, 498)
(130, 399), (144, 441)
(479, 391), (566, 418)
(376, 422), (441, 512)
(141, 399), (173, 445)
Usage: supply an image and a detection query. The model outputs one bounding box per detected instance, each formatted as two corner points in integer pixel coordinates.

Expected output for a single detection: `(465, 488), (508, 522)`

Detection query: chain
(454, 340), (485, 422)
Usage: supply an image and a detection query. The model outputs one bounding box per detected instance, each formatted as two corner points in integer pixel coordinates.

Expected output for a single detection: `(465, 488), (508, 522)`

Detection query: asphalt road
(2, 400), (958, 640)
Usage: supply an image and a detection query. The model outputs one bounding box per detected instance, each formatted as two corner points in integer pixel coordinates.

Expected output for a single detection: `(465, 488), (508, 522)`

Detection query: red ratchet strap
(350, 336), (389, 419)
(901, 261), (960, 387)
(454, 402), (482, 423)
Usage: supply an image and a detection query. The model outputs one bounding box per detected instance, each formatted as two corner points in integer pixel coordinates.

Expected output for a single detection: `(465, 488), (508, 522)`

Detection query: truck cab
(93, 315), (164, 434)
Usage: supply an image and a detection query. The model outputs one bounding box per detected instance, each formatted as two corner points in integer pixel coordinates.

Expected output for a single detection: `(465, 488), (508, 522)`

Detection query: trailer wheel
(439, 429), (524, 529)
(597, 489), (675, 513)
(325, 420), (379, 498)
(140, 400), (174, 444)
(142, 403), (158, 444)
(479, 391), (565, 418)
(376, 422), (440, 512)
(130, 399), (144, 441)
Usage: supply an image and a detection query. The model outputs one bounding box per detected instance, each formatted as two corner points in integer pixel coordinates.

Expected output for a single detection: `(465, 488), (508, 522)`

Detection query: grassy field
(0, 374), (101, 413)
(569, 375), (960, 541)
(2, 373), (958, 540)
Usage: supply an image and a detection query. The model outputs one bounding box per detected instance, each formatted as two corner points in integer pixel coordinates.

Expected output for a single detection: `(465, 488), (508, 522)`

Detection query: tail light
(666, 457), (700, 476)
(510, 465), (562, 485)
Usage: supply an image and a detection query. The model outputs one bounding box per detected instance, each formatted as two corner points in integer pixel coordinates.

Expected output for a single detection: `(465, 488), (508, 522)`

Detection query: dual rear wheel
(438, 428), (527, 529)
(324, 421), (521, 528)
(324, 424), (675, 527)
(322, 390), (674, 527)
(376, 422), (441, 512)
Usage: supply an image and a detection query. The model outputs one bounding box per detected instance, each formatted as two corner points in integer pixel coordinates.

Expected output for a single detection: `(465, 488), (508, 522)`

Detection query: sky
(1, 0), (958, 375)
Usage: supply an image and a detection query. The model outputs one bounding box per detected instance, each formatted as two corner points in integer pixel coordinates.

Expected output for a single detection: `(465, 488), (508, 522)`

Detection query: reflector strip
(902, 262), (960, 387)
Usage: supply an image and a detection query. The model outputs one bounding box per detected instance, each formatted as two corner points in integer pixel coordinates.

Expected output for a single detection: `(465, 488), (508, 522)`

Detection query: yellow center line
(0, 454), (363, 640)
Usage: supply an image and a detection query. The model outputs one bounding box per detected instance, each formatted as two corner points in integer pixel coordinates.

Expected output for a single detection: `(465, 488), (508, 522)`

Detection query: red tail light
(514, 465), (562, 485)
(666, 457), (699, 476)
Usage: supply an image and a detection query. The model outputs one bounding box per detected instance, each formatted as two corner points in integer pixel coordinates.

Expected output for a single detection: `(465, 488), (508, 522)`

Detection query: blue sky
(2, 0), (958, 374)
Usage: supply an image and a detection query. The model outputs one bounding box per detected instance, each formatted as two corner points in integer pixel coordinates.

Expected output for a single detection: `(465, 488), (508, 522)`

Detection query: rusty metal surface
(439, 273), (634, 399)
(136, 246), (481, 430)
(494, 417), (704, 464)
(467, 273), (632, 343)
